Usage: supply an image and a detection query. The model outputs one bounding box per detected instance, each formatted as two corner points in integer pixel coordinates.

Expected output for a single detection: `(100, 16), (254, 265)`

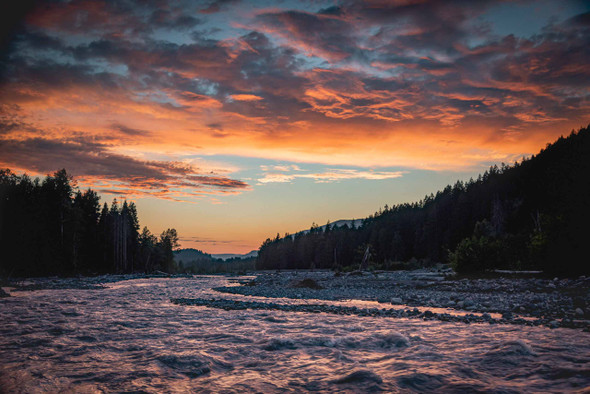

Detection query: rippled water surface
(1, 276), (589, 393)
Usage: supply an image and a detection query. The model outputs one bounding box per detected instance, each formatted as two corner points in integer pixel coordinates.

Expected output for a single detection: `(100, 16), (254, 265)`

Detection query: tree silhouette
(257, 125), (590, 275)
(0, 169), (180, 276)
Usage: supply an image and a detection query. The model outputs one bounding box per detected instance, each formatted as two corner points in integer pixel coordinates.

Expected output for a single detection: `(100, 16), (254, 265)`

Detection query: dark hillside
(257, 125), (590, 275)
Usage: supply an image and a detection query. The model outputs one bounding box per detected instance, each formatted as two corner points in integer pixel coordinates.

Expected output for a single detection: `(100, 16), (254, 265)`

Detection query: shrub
(449, 235), (512, 272)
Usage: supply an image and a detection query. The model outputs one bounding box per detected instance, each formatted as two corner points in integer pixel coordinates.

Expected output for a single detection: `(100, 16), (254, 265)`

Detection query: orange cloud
(1, 0), (588, 182)
(230, 94), (264, 101)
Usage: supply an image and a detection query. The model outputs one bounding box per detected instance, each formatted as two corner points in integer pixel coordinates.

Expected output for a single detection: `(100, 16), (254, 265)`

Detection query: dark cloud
(318, 6), (343, 16)
(187, 175), (248, 188)
(0, 0), (589, 176)
(207, 122), (223, 130)
(111, 123), (151, 136)
(0, 136), (250, 197)
(149, 9), (201, 30)
(199, 0), (241, 14)
(250, 1), (590, 128)
(255, 10), (357, 62)
(0, 0), (41, 62)
(2, 58), (124, 94)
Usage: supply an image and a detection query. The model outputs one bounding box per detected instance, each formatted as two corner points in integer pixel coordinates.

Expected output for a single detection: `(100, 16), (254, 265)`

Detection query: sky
(0, 0), (589, 254)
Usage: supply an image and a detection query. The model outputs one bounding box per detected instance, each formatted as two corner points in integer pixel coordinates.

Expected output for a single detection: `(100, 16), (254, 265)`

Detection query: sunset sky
(1, 0), (589, 253)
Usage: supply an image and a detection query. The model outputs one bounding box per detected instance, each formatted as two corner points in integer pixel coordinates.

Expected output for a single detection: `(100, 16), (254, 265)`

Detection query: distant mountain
(174, 248), (213, 264)
(212, 250), (258, 261)
(173, 248), (255, 274)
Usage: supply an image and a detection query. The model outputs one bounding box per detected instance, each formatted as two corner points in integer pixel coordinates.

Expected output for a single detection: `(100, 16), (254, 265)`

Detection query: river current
(1, 276), (589, 393)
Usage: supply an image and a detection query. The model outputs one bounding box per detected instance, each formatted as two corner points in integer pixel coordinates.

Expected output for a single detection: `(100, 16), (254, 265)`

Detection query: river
(1, 276), (589, 392)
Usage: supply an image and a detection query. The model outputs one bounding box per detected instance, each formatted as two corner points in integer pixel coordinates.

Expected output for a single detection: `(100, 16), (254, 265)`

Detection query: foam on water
(0, 276), (589, 392)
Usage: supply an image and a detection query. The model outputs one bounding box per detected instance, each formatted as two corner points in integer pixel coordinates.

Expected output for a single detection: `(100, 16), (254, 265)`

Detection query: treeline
(174, 249), (256, 274)
(257, 125), (590, 275)
(0, 169), (179, 277)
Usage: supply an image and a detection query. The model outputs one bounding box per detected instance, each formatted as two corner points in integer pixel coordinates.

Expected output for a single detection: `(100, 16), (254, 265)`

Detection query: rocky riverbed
(1, 272), (191, 292)
(213, 270), (590, 330)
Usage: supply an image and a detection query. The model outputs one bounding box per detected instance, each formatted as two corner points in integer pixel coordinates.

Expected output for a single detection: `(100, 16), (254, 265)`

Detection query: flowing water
(1, 276), (589, 393)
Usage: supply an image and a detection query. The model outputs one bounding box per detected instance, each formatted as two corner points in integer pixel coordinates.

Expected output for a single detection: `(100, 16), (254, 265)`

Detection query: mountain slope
(296, 219), (363, 235)
(174, 248), (213, 264)
(257, 125), (590, 275)
(212, 250), (258, 261)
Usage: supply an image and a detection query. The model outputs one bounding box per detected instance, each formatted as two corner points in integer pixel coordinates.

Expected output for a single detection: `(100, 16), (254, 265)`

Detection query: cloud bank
(0, 0), (588, 197)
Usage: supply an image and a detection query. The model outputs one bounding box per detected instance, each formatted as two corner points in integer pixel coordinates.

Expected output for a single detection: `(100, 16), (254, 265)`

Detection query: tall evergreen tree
(0, 171), (179, 276)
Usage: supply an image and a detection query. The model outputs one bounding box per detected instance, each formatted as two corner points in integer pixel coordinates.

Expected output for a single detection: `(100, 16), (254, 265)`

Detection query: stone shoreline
(3, 270), (588, 330)
(172, 296), (573, 328)
(1, 272), (192, 292)
(212, 270), (590, 330)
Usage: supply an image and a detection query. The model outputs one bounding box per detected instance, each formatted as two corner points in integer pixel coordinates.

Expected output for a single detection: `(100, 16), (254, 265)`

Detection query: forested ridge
(257, 125), (590, 275)
(174, 248), (256, 274)
(0, 169), (179, 277)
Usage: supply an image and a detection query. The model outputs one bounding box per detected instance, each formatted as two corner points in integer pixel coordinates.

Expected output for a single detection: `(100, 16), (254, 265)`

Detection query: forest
(257, 125), (590, 276)
(174, 248), (255, 274)
(0, 169), (179, 277)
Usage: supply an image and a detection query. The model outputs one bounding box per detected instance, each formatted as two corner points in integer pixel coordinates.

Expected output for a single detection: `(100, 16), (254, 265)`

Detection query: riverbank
(3, 269), (589, 330)
(213, 269), (590, 330)
(0, 272), (193, 292)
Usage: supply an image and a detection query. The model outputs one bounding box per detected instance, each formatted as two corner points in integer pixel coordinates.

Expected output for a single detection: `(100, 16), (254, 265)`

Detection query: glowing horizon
(1, 0), (589, 253)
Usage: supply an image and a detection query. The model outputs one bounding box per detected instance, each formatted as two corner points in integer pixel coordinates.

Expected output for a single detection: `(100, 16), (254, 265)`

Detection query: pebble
(214, 270), (590, 331)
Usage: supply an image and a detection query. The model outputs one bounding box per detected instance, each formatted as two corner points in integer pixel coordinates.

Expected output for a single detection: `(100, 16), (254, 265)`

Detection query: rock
(291, 278), (323, 290)
(463, 299), (475, 307)
(457, 301), (465, 308)
(575, 308), (584, 316)
(391, 297), (403, 304)
(573, 296), (586, 308)
(0, 288), (9, 298)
